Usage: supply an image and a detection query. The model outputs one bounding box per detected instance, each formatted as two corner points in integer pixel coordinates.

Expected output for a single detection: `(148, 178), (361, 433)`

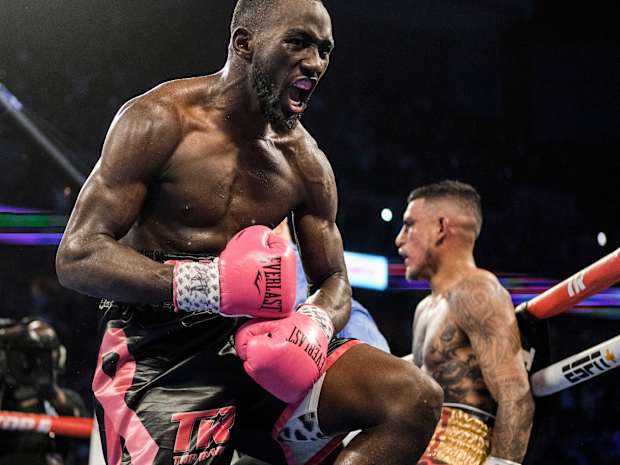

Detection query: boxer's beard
(251, 65), (302, 132)
(407, 249), (436, 281)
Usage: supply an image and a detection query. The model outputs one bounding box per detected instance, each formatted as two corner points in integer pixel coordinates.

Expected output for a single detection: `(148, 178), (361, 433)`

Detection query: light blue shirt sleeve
(292, 244), (390, 353)
(336, 300), (391, 353)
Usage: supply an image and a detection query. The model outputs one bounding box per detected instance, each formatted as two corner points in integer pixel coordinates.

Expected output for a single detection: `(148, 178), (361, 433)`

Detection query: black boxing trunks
(417, 404), (494, 465)
(92, 251), (360, 465)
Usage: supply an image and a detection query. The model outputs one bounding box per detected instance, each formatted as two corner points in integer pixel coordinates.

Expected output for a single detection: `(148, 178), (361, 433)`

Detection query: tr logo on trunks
(253, 256), (284, 313)
(170, 406), (235, 465)
(562, 349), (617, 384)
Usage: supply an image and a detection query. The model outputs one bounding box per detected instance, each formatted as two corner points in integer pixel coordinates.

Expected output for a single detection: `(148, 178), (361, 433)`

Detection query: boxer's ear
(435, 216), (448, 246)
(232, 27), (253, 61)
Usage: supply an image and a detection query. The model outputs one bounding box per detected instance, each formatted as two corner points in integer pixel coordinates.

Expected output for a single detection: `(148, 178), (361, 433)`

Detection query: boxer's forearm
(490, 395), (534, 462)
(306, 271), (351, 332)
(56, 233), (173, 303)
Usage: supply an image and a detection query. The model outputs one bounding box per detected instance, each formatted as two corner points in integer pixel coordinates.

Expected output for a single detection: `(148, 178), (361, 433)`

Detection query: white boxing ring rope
(530, 334), (619, 397)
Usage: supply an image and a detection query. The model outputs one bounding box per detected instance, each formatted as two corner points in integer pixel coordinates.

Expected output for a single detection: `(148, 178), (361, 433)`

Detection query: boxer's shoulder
(451, 269), (504, 296)
(276, 124), (328, 167)
(115, 76), (221, 132)
(111, 88), (183, 145)
(416, 294), (434, 312)
(99, 95), (183, 179)
(144, 75), (217, 106)
(280, 127), (337, 216)
(447, 270), (514, 327)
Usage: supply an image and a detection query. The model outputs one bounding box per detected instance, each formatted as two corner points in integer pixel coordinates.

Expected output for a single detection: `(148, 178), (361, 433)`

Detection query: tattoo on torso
(413, 296), (496, 413)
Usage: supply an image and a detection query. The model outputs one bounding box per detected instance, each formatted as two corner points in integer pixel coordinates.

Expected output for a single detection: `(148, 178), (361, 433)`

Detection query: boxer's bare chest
(413, 295), (494, 411)
(126, 127), (305, 252)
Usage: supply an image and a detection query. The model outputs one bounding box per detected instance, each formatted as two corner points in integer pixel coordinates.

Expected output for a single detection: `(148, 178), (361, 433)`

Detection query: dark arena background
(0, 1), (619, 464)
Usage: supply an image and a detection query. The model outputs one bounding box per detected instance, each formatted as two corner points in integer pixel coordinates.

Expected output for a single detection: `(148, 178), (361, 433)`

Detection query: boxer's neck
(215, 63), (271, 138)
(430, 251), (476, 295)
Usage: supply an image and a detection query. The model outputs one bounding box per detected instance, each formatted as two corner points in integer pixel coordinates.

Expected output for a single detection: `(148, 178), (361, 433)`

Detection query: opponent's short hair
(230, 0), (323, 34)
(408, 180), (483, 236)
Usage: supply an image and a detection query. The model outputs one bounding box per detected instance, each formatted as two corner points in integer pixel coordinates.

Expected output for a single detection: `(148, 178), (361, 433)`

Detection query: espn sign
(531, 334), (620, 397)
(562, 348), (617, 384)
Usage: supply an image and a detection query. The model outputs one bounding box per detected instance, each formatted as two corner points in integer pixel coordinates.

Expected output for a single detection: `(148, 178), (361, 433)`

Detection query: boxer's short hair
(408, 180), (482, 236)
(231, 0), (323, 34)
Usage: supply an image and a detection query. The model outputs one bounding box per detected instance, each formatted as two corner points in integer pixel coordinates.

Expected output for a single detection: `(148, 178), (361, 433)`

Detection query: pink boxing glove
(235, 304), (335, 403)
(169, 225), (296, 318)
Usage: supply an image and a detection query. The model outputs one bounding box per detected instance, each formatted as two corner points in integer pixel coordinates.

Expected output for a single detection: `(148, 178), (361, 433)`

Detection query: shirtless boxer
(394, 180), (534, 465)
(56, 1), (442, 465)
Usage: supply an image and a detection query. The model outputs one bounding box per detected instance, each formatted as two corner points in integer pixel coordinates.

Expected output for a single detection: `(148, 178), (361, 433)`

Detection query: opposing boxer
(395, 181), (534, 465)
(56, 1), (442, 464)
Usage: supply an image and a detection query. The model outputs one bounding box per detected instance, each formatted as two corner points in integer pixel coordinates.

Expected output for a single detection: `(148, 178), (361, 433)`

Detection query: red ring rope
(0, 411), (93, 438)
(516, 248), (620, 319)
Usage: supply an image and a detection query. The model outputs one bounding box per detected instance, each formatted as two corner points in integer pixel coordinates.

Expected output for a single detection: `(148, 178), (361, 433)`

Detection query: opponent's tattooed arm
(449, 274), (535, 463)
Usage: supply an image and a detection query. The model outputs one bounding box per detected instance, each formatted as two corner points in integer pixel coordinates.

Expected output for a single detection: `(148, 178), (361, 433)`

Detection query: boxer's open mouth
(288, 78), (315, 113)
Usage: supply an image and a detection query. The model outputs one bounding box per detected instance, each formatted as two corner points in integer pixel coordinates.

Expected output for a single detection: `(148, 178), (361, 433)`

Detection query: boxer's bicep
(57, 101), (180, 296)
(295, 213), (344, 286)
(452, 276), (529, 400)
(293, 143), (342, 287)
(64, 167), (145, 246)
(293, 152), (351, 329)
(293, 212), (351, 330)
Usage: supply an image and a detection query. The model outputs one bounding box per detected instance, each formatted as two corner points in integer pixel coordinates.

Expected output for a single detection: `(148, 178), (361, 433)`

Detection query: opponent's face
(251, 0), (333, 131)
(395, 199), (438, 281)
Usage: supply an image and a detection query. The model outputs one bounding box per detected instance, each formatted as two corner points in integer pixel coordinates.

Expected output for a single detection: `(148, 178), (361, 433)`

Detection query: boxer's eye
(286, 38), (305, 48)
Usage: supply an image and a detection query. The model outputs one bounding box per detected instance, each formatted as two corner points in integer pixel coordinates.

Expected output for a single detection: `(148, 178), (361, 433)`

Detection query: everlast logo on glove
(254, 256), (284, 313)
(287, 326), (327, 372)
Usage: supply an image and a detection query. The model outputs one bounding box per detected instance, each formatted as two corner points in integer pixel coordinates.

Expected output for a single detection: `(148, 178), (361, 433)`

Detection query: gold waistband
(419, 406), (492, 465)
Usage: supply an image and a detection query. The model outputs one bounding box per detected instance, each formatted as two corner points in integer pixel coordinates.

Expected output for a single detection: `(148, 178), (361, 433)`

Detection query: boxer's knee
(412, 372), (443, 433)
(382, 362), (443, 432)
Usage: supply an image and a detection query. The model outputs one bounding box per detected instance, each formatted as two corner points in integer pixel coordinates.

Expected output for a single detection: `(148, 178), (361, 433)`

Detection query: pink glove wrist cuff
(297, 304), (334, 341)
(169, 258), (220, 313)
